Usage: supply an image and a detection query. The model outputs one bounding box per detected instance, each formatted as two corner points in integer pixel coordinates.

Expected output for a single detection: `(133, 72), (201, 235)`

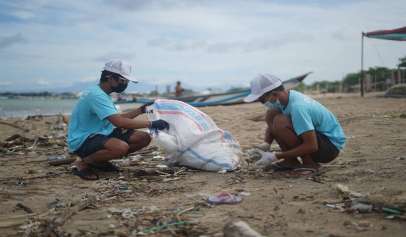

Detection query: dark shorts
(311, 132), (340, 163)
(74, 128), (134, 158)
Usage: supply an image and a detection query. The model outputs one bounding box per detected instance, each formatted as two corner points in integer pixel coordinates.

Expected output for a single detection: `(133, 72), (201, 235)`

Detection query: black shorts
(311, 132), (340, 163)
(74, 128), (134, 158)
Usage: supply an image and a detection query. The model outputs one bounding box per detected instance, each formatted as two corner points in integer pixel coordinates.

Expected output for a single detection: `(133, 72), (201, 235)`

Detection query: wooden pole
(360, 33), (365, 97)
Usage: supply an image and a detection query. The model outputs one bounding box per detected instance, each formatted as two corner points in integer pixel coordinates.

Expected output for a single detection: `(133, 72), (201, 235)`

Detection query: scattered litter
(16, 203), (33, 213)
(139, 220), (191, 235)
(239, 192), (251, 197)
(47, 154), (76, 166)
(207, 192), (242, 205)
(223, 220), (264, 237)
(47, 199), (66, 209)
(327, 184), (406, 220)
(350, 202), (373, 213)
(335, 183), (364, 198)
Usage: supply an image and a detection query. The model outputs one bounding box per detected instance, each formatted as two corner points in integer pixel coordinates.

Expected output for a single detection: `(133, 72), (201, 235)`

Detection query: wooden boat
(117, 72), (312, 107)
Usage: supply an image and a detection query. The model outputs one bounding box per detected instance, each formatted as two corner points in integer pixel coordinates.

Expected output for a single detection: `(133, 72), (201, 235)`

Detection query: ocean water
(0, 97), (143, 118)
(0, 97), (78, 118)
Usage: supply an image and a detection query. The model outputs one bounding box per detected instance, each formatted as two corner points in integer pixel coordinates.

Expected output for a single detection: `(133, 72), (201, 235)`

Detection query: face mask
(112, 81), (128, 93)
(263, 100), (281, 109)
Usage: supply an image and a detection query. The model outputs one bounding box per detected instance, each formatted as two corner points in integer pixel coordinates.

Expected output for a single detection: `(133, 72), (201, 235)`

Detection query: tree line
(297, 56), (406, 93)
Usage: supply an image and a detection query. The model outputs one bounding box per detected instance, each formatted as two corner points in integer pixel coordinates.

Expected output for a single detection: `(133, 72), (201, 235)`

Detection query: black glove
(150, 119), (170, 131)
(139, 101), (154, 113)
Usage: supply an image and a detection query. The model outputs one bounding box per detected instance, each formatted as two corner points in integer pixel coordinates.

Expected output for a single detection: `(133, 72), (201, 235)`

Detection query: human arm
(108, 114), (169, 131)
(120, 101), (154, 119)
(108, 114), (150, 129)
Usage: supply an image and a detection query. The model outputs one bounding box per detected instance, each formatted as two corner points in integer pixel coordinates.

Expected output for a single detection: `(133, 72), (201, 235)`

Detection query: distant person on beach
(67, 60), (169, 180)
(244, 74), (346, 171)
(175, 81), (184, 97)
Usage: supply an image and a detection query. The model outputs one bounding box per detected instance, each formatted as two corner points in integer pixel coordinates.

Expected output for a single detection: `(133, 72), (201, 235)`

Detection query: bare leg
(127, 131), (151, 153)
(72, 138), (129, 170)
(270, 114), (318, 168)
(264, 109), (281, 144)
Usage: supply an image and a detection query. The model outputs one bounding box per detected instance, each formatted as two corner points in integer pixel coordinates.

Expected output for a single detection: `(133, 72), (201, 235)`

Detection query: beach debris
(15, 203), (33, 213)
(47, 154), (77, 166)
(335, 183), (364, 198)
(207, 192), (242, 205)
(223, 220), (264, 237)
(350, 202), (373, 213)
(107, 205), (202, 235)
(47, 199), (66, 209)
(0, 120), (29, 132)
(253, 143), (270, 151)
(138, 220), (191, 235)
(327, 184), (406, 220)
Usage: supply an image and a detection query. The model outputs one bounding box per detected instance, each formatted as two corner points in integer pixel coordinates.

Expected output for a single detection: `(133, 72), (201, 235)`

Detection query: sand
(1, 93), (406, 236)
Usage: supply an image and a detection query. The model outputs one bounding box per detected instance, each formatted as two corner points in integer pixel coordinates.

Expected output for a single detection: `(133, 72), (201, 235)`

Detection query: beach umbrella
(364, 26), (406, 41)
(360, 26), (406, 97)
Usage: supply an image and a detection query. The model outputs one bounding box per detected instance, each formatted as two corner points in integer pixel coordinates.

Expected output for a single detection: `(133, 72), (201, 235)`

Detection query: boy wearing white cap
(244, 74), (346, 170)
(67, 60), (169, 180)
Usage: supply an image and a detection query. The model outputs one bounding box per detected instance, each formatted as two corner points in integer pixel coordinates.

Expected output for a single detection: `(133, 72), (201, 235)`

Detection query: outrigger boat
(117, 72), (312, 107)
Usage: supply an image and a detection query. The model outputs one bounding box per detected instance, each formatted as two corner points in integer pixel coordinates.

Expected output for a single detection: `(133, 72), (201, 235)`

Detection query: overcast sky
(0, 0), (405, 92)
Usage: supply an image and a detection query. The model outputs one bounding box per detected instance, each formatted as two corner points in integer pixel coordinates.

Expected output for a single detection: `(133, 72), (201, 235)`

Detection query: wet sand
(1, 93), (406, 236)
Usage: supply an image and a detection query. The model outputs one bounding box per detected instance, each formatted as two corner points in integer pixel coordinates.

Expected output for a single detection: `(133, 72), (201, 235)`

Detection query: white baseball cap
(103, 59), (138, 83)
(244, 74), (282, 102)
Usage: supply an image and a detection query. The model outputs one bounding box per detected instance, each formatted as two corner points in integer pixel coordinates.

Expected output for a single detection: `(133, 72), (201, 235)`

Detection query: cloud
(148, 32), (315, 54)
(0, 33), (27, 49)
(148, 38), (207, 51)
(35, 79), (51, 86)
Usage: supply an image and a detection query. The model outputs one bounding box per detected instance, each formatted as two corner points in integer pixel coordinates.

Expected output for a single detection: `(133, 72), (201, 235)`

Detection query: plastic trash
(207, 192), (242, 205)
(350, 202), (373, 213)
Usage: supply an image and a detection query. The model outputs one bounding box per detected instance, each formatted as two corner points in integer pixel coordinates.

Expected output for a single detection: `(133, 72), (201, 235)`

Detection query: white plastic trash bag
(146, 99), (241, 171)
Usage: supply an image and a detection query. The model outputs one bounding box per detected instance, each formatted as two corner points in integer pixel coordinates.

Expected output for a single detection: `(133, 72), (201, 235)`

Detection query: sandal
(72, 167), (99, 180)
(89, 162), (120, 172)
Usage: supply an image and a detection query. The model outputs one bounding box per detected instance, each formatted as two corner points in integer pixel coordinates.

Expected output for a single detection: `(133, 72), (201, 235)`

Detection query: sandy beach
(1, 93), (406, 237)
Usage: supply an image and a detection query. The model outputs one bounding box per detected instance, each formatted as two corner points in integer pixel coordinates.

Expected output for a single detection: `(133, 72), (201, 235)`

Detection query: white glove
(255, 151), (277, 169)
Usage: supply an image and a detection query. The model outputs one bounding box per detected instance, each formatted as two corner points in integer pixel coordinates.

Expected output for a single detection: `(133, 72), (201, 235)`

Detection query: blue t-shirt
(266, 90), (346, 150)
(67, 85), (118, 152)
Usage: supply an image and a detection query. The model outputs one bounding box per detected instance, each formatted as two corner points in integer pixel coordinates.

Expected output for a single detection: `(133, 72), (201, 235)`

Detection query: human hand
(139, 101), (154, 113)
(255, 151), (277, 169)
(150, 119), (170, 131)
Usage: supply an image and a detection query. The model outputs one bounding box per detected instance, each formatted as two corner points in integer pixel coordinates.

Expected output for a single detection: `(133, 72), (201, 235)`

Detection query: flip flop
(89, 162), (120, 172)
(72, 167), (99, 180)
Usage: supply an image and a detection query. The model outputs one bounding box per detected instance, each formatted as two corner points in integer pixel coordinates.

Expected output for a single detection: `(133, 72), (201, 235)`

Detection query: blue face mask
(263, 100), (281, 109)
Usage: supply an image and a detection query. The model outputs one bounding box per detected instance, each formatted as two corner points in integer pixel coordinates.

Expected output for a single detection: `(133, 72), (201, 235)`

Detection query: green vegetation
(303, 55), (406, 93)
